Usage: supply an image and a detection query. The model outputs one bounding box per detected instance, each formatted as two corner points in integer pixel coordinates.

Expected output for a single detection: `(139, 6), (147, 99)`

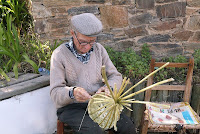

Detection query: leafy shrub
(0, 0), (33, 35)
(106, 44), (151, 81)
(0, 15), (38, 80)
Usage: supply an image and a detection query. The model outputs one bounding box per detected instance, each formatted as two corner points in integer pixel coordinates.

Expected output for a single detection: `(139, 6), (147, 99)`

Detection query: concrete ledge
(0, 74), (50, 100)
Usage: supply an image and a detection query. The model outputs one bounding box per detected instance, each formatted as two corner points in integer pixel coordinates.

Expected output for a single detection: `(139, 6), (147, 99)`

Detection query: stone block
(186, 7), (200, 16)
(47, 18), (70, 29)
(67, 6), (99, 16)
(183, 43), (200, 54)
(128, 7), (145, 15)
(112, 0), (132, 5)
(150, 43), (183, 59)
(0, 75), (50, 100)
(156, 2), (186, 18)
(96, 33), (114, 42)
(50, 7), (67, 14)
(111, 28), (126, 36)
(137, 34), (170, 44)
(32, 0), (43, 2)
(49, 27), (69, 37)
(34, 19), (49, 34)
(187, 0), (200, 7)
(187, 15), (200, 30)
(155, 0), (178, 3)
(129, 13), (154, 26)
(32, 3), (52, 19)
(124, 26), (148, 38)
(113, 36), (128, 42)
(85, 0), (105, 3)
(100, 6), (128, 28)
(115, 40), (136, 51)
(136, 0), (155, 9)
(150, 20), (182, 31)
(43, 0), (82, 7)
(172, 31), (194, 41)
(190, 31), (200, 42)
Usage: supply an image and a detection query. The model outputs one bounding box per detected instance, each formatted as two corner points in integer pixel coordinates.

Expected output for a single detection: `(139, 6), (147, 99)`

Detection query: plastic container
(38, 68), (50, 75)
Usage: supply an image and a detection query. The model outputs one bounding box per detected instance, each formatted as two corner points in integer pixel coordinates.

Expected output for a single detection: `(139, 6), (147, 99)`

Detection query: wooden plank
(154, 62), (189, 68)
(183, 57), (194, 102)
(151, 85), (185, 91)
(145, 59), (155, 101)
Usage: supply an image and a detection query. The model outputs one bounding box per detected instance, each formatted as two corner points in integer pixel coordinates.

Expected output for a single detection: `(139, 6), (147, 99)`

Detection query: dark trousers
(57, 103), (136, 134)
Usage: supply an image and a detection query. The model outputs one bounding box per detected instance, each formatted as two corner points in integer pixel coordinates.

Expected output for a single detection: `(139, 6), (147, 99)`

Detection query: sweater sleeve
(50, 49), (74, 109)
(101, 45), (122, 90)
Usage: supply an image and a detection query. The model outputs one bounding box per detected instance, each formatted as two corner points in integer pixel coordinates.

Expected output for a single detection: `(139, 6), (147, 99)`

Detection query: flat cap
(71, 13), (103, 37)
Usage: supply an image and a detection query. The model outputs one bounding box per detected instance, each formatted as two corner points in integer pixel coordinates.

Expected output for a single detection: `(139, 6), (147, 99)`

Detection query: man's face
(71, 30), (97, 54)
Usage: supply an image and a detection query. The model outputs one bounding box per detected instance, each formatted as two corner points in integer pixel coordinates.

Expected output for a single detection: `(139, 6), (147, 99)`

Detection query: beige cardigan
(50, 43), (122, 109)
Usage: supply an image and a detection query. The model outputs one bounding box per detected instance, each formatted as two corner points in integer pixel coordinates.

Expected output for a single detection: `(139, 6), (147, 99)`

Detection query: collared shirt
(65, 38), (94, 64)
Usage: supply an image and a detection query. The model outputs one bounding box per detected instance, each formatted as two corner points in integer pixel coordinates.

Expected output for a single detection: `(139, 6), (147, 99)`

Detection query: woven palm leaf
(88, 62), (174, 131)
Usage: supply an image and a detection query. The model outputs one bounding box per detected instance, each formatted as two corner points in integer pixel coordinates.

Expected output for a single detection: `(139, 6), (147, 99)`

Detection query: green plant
(22, 32), (63, 70)
(192, 49), (200, 83)
(154, 55), (188, 84)
(0, 0), (33, 35)
(105, 44), (151, 81)
(0, 15), (38, 79)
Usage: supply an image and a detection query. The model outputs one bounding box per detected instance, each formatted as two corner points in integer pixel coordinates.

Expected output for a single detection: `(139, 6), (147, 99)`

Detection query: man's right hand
(73, 87), (91, 102)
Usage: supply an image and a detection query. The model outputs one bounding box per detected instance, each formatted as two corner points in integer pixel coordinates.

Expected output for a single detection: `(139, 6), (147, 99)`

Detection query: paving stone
(156, 2), (186, 18)
(136, 0), (155, 9)
(0, 73), (41, 88)
(0, 75), (50, 100)
(67, 6), (99, 16)
(137, 34), (170, 44)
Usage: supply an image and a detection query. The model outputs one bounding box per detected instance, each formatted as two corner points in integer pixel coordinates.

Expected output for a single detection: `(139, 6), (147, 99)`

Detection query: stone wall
(31, 0), (200, 58)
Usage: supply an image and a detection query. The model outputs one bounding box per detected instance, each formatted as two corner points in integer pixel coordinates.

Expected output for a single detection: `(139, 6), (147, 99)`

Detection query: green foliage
(105, 44), (151, 81)
(192, 49), (200, 83)
(22, 33), (63, 70)
(0, 15), (38, 79)
(0, 0), (33, 35)
(153, 55), (188, 84)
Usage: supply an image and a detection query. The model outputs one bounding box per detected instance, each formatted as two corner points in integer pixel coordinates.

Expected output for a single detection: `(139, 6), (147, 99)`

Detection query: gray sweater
(50, 43), (122, 109)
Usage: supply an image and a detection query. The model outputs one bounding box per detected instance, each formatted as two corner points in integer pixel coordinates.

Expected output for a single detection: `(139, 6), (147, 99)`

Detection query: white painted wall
(0, 86), (57, 134)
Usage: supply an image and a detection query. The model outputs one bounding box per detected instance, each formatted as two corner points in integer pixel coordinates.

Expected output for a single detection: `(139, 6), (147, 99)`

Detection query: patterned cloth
(65, 38), (94, 64)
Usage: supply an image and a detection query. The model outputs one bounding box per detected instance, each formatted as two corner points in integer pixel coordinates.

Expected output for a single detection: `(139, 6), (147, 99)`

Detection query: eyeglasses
(74, 32), (96, 46)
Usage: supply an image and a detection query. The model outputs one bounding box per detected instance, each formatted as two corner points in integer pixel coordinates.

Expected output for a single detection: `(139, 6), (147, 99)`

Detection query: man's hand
(96, 86), (110, 96)
(73, 87), (91, 102)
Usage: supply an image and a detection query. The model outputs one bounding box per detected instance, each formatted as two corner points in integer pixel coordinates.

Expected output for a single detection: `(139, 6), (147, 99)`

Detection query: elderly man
(50, 13), (136, 134)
